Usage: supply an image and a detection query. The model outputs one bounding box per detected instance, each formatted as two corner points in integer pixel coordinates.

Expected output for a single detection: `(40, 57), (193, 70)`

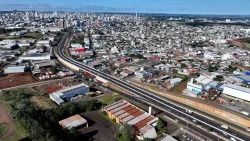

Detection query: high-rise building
(64, 15), (69, 28)
(25, 12), (29, 22)
(76, 20), (81, 28)
(59, 19), (64, 28)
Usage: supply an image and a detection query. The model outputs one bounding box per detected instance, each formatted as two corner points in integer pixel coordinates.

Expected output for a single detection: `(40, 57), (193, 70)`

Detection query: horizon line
(1, 10), (250, 16)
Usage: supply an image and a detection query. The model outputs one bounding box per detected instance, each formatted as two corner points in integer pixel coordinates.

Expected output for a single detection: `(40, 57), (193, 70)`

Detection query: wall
(57, 56), (79, 71)
(165, 93), (250, 127)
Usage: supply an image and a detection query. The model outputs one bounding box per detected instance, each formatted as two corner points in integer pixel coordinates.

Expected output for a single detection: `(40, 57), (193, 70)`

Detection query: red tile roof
(134, 117), (154, 130)
(127, 108), (139, 115)
(131, 110), (143, 117)
(123, 105), (134, 112)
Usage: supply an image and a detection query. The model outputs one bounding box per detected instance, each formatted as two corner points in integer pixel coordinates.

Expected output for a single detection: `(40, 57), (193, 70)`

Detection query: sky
(0, 0), (250, 15)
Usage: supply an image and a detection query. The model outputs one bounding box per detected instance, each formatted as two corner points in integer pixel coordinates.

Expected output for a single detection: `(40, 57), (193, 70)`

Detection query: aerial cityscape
(1, 0), (250, 141)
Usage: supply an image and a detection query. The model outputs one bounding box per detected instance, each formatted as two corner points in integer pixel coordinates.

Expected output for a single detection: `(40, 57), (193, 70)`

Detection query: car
(230, 137), (236, 141)
(246, 127), (250, 132)
(221, 125), (229, 129)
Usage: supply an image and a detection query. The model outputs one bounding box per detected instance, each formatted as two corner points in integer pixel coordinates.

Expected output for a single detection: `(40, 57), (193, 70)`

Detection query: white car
(231, 137), (236, 141)
(246, 127), (250, 132)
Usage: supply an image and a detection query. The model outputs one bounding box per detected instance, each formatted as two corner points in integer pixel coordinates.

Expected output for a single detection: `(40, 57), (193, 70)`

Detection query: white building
(4, 66), (26, 74)
(186, 75), (213, 94)
(36, 40), (50, 47)
(71, 43), (82, 48)
(111, 46), (120, 54)
(204, 52), (221, 60)
(221, 53), (234, 60)
(0, 40), (16, 45)
(170, 78), (182, 87)
(223, 84), (250, 102)
(20, 53), (50, 61)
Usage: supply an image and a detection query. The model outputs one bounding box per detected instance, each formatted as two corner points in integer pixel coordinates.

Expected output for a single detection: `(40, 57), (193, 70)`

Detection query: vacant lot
(99, 94), (119, 106)
(229, 40), (250, 49)
(80, 111), (117, 141)
(170, 80), (189, 94)
(46, 84), (63, 94)
(31, 96), (57, 109)
(23, 32), (42, 39)
(0, 73), (37, 89)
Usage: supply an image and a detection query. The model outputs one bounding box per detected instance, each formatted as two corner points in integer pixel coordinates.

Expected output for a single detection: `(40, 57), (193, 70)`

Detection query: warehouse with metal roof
(59, 114), (88, 130)
(49, 83), (89, 105)
(103, 100), (158, 140)
(223, 83), (250, 102)
(4, 65), (26, 74)
(20, 53), (50, 61)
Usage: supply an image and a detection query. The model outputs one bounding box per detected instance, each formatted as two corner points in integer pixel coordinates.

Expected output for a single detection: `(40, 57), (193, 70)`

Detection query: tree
(123, 124), (136, 141)
(156, 119), (165, 131)
(50, 66), (58, 74)
(213, 75), (224, 82)
(115, 131), (122, 139)
(208, 65), (218, 72)
(69, 127), (81, 141)
(181, 63), (187, 68)
(128, 54), (135, 57)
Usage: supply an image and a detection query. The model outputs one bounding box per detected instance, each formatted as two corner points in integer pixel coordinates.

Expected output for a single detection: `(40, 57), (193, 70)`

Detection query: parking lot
(80, 111), (117, 141)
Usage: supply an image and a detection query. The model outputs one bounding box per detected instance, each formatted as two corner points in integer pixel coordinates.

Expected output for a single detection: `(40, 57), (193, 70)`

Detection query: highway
(55, 34), (250, 141)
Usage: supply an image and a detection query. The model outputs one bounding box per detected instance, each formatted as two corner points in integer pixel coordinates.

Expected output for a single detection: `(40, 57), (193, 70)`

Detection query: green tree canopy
(213, 75), (224, 82)
(156, 119), (165, 131)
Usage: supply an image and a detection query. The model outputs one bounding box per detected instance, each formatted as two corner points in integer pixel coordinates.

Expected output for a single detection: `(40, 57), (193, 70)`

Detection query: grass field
(0, 34), (20, 40)
(0, 123), (8, 137)
(99, 93), (119, 106)
(31, 96), (57, 110)
(23, 32), (42, 39)
(4, 121), (28, 141)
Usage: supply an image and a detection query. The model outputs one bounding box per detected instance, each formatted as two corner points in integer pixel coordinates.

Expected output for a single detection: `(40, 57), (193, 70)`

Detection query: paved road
(132, 81), (250, 140)
(55, 33), (250, 141)
(0, 103), (15, 139)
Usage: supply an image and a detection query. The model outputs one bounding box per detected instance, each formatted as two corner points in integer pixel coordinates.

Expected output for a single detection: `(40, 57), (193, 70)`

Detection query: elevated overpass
(54, 34), (250, 141)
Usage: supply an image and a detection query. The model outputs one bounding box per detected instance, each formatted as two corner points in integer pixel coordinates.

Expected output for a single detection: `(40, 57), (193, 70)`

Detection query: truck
(221, 125), (229, 130)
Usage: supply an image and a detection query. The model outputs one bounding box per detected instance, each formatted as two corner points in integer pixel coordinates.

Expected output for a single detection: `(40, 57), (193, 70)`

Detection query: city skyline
(0, 0), (250, 15)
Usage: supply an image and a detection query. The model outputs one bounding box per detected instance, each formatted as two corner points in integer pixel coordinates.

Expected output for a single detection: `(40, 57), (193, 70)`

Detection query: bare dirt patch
(0, 73), (37, 89)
